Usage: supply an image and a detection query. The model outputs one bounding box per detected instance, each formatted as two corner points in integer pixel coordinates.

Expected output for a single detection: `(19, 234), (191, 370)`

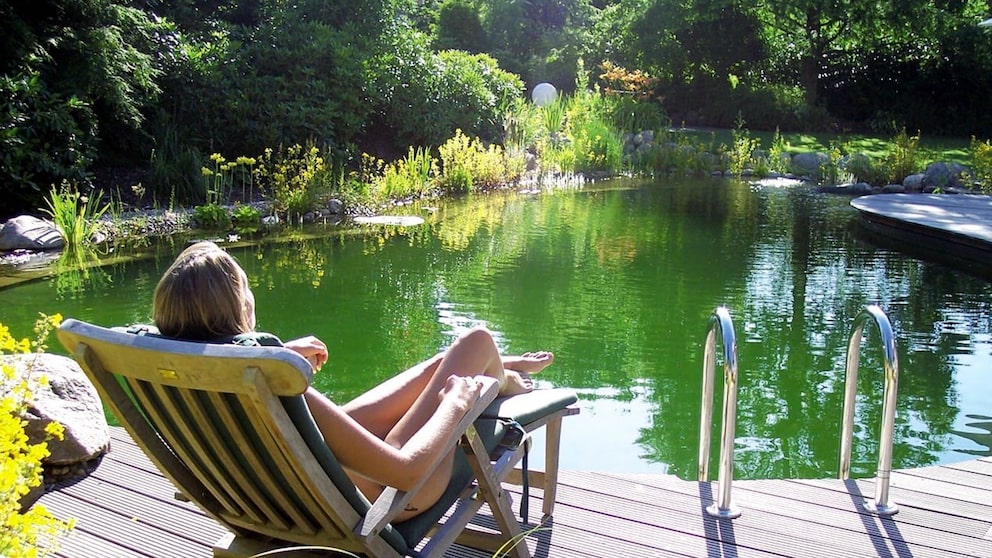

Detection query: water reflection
(952, 414), (992, 456)
(2, 178), (991, 479)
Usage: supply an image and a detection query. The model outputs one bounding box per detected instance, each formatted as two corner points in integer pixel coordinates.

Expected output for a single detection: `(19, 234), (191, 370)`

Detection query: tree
(478, 0), (597, 89)
(754, 0), (986, 109)
(434, 0), (489, 52)
(0, 0), (164, 214)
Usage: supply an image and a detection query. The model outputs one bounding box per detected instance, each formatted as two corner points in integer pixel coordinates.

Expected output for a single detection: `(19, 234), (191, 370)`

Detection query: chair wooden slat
(128, 378), (260, 522)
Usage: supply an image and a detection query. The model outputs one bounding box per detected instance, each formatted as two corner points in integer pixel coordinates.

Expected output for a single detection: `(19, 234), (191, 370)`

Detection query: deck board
(37, 427), (992, 558)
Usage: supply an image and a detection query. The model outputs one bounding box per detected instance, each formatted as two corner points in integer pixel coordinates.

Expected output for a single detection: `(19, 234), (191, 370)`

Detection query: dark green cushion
(481, 388), (578, 426)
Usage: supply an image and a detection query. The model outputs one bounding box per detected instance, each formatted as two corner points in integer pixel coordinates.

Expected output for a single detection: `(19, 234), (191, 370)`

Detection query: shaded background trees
(3, 0), (992, 216)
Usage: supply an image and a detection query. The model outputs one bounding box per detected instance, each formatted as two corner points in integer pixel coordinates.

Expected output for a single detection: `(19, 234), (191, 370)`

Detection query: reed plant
(502, 99), (542, 151)
(373, 146), (436, 199)
(41, 181), (109, 252)
(541, 99), (567, 140)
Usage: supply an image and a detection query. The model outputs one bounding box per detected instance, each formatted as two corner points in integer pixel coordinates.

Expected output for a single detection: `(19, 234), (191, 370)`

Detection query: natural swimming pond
(2, 177), (991, 480)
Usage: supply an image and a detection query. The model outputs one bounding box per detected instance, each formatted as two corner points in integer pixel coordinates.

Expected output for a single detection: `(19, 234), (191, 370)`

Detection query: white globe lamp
(532, 83), (558, 107)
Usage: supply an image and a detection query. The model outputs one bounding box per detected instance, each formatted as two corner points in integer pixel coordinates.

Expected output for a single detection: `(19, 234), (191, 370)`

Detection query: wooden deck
(850, 193), (992, 277)
(38, 427), (992, 558)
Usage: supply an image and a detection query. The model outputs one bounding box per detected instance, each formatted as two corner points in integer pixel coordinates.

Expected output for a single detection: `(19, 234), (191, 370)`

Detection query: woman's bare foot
(498, 351), (554, 396)
(501, 370), (535, 396)
(501, 351), (554, 374)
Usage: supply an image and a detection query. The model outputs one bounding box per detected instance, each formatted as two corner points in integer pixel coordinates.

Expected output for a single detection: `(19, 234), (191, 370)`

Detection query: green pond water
(2, 177), (991, 480)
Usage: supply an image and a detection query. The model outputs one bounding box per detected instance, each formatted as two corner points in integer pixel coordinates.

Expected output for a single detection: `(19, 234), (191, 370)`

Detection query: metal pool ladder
(838, 305), (900, 516)
(698, 306), (742, 519)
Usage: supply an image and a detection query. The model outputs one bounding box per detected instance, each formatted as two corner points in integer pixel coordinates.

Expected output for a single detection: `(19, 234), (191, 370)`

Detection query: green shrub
(256, 144), (331, 220)
(1, 313), (75, 557)
(434, 0), (489, 53)
(886, 129), (921, 184)
(970, 137), (992, 194)
(368, 30), (523, 150)
(0, 74), (97, 213)
(192, 203), (231, 230)
(436, 130), (512, 193)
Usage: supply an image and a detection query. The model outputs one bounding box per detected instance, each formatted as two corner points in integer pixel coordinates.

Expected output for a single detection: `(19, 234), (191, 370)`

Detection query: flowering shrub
(256, 144), (330, 220)
(437, 130), (513, 193)
(1, 314), (75, 557)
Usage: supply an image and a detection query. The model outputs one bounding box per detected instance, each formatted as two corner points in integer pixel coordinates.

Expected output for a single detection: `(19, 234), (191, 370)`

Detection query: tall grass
(41, 181), (109, 251)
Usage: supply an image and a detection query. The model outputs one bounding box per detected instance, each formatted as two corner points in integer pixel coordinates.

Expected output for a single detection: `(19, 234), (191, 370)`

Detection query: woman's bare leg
(341, 353), (444, 439)
(383, 327), (507, 447)
(332, 332), (555, 519)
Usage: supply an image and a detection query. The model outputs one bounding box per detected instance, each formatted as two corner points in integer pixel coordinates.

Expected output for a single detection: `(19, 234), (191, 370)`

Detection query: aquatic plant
(41, 181), (110, 252)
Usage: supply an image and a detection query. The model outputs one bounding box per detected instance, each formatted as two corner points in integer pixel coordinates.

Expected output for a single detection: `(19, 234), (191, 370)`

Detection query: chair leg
(541, 415), (563, 520)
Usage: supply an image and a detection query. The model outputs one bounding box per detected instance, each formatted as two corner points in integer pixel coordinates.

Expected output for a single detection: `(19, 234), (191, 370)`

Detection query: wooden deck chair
(56, 319), (575, 558)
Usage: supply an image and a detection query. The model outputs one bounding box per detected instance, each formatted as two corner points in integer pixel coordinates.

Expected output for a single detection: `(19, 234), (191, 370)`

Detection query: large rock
(791, 152), (829, 177)
(903, 173), (925, 192)
(922, 162), (973, 192)
(0, 216), (64, 252)
(5, 353), (110, 484)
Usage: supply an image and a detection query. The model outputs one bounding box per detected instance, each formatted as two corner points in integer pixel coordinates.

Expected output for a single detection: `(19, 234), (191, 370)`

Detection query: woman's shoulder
(122, 325), (284, 347)
(227, 331), (285, 347)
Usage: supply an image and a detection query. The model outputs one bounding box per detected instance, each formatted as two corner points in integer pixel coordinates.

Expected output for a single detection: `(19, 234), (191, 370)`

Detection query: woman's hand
(438, 375), (492, 412)
(284, 335), (328, 370)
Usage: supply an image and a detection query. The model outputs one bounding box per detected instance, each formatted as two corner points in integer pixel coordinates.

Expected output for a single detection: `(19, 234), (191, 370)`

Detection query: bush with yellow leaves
(1, 313), (75, 557)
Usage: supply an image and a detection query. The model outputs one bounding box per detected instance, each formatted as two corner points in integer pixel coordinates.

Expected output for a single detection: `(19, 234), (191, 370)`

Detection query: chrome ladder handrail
(697, 306), (741, 519)
(838, 304), (900, 516)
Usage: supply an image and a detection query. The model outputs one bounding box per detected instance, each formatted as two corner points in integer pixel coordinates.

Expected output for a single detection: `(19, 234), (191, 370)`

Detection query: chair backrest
(56, 318), (407, 556)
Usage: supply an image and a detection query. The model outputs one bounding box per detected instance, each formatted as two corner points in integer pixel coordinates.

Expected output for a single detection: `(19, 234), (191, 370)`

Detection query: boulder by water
(0, 216), (64, 252)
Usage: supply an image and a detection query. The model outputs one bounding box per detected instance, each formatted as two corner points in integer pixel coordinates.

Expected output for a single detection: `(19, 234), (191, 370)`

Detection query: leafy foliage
(256, 144), (334, 220)
(192, 203), (231, 230)
(1, 314), (75, 558)
(368, 29), (523, 152)
(434, 0), (489, 52)
(0, 74), (97, 214)
(0, 0), (165, 214)
(971, 137), (992, 194)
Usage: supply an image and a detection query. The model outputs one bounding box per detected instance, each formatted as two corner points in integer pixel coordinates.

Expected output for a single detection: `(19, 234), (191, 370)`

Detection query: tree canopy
(2, 0), (992, 214)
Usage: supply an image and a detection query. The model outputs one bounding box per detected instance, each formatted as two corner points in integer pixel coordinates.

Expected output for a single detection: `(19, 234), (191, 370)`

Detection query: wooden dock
(38, 427), (992, 558)
(850, 193), (992, 278)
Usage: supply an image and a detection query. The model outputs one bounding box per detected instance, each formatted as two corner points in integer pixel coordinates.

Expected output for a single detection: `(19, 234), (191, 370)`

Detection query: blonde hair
(153, 241), (255, 340)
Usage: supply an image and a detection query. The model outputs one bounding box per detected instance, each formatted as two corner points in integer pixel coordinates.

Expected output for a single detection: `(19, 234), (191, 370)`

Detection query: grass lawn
(677, 127), (974, 165)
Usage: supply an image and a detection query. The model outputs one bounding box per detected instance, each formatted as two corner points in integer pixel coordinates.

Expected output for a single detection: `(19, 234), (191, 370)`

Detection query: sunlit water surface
(2, 177), (991, 479)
